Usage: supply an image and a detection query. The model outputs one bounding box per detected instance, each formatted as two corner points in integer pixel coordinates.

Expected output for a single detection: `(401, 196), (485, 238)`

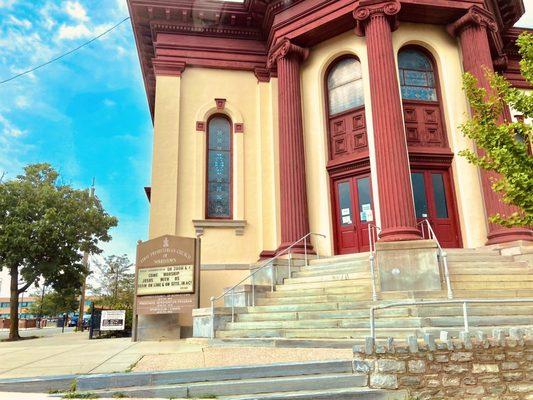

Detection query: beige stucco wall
(150, 68), (281, 267)
(149, 23), (490, 272)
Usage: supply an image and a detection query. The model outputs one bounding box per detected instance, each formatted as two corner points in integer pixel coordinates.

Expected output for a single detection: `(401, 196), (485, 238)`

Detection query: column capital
(267, 38), (309, 69)
(153, 59), (186, 77)
(447, 5), (497, 38)
(353, 0), (401, 37)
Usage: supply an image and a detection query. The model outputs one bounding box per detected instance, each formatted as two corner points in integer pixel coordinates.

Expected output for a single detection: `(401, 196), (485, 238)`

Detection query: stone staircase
(213, 245), (533, 343)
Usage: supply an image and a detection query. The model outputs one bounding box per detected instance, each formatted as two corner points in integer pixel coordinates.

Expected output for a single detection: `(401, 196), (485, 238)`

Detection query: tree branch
(18, 280), (35, 294)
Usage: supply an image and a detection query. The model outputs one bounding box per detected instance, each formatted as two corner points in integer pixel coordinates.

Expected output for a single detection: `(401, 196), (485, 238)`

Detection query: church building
(128, 0), (532, 307)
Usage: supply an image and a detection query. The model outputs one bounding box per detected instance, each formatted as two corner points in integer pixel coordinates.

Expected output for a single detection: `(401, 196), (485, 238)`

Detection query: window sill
(193, 219), (247, 236)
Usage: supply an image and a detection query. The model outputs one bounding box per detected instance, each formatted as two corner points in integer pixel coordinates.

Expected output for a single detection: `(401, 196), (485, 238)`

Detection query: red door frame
(330, 169), (375, 255)
(410, 165), (463, 248)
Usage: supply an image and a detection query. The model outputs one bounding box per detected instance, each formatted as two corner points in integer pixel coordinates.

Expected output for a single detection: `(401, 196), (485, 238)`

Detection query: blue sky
(0, 0), (531, 264)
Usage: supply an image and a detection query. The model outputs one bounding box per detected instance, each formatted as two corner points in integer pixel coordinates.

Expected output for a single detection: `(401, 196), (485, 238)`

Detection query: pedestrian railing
(417, 219), (453, 299)
(209, 232), (326, 339)
(369, 298), (533, 339)
(368, 223), (381, 301)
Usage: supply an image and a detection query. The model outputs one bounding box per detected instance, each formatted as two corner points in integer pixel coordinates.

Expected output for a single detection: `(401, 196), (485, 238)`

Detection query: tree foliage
(0, 163), (118, 340)
(91, 254), (134, 329)
(28, 288), (79, 318)
(460, 32), (533, 227)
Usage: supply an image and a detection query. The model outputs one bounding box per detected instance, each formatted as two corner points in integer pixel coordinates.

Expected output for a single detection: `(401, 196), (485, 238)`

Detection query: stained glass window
(207, 116), (232, 219)
(398, 49), (438, 101)
(327, 57), (364, 115)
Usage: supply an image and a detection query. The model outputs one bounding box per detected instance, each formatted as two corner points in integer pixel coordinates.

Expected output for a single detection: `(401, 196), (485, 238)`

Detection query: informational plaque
(133, 235), (201, 341)
(137, 265), (194, 295)
(100, 310), (126, 331)
(136, 294), (195, 315)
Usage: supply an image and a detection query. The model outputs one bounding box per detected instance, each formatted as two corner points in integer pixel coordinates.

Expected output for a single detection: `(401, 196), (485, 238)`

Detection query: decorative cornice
(353, 0), (401, 37)
(266, 38), (309, 69)
(152, 60), (186, 76)
(447, 5), (498, 38)
(254, 67), (271, 82)
(493, 53), (508, 71)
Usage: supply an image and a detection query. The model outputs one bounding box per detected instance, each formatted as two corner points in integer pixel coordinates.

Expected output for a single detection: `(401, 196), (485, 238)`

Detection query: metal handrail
(369, 298), (533, 339)
(368, 223), (381, 301)
(417, 219), (453, 299)
(209, 232), (326, 339)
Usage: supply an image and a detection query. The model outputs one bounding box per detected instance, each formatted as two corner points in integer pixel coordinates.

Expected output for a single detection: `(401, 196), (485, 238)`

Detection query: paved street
(0, 327), (75, 340)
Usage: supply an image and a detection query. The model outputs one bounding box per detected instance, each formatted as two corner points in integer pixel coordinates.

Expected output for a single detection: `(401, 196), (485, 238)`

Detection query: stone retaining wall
(353, 329), (532, 400)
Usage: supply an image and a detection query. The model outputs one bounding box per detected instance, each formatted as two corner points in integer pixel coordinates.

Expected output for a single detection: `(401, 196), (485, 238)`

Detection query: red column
(448, 6), (532, 244)
(267, 39), (312, 252)
(354, 1), (421, 242)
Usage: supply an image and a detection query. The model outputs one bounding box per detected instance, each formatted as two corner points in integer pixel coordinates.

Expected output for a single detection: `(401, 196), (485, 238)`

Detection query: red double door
(333, 169), (461, 254)
(410, 169), (461, 248)
(333, 174), (373, 254)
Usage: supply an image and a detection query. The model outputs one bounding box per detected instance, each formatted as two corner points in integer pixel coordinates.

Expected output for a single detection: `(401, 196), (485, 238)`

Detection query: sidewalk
(0, 332), (351, 379)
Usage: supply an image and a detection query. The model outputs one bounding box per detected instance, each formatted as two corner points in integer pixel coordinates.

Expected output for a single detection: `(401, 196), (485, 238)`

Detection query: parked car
(68, 314), (91, 328)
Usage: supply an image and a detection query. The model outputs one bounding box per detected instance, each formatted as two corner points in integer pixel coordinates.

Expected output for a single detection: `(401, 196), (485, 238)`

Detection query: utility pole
(77, 179), (95, 332)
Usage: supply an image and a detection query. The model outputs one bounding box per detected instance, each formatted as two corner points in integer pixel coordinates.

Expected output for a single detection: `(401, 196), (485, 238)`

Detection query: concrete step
(257, 293), (376, 305)
(447, 261), (529, 268)
(216, 324), (533, 340)
(88, 373), (367, 399)
(451, 281), (533, 289)
(302, 259), (370, 271)
(226, 317), (423, 331)
(264, 286), (372, 298)
(223, 387), (408, 400)
(309, 253), (369, 265)
(238, 308), (410, 322)
(73, 360), (354, 391)
(276, 279), (372, 291)
(446, 253), (514, 262)
(449, 267), (533, 275)
(285, 272), (371, 285)
(293, 264), (369, 278)
(450, 274), (533, 282)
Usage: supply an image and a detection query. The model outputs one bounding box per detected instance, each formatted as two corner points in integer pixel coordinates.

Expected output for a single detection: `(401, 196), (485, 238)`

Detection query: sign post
(133, 235), (201, 341)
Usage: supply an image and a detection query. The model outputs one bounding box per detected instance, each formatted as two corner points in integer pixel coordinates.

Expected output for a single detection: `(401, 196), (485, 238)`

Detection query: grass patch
(61, 392), (99, 399)
(124, 356), (143, 373)
(112, 393), (128, 398)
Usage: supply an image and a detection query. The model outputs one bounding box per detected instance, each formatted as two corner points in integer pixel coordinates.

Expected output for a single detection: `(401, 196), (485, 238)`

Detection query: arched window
(327, 57), (364, 115)
(325, 57), (367, 161)
(206, 115), (232, 219)
(398, 48), (437, 102)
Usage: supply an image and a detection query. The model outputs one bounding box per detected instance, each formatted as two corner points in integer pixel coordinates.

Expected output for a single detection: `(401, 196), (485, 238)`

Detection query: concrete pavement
(0, 331), (351, 380)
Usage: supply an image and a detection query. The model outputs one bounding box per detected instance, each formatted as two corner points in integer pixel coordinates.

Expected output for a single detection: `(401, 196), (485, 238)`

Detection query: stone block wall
(353, 330), (532, 400)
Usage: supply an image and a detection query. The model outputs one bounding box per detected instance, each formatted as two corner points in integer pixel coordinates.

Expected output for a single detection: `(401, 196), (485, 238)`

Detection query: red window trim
(324, 55), (368, 163)
(399, 45), (450, 149)
(205, 113), (233, 220)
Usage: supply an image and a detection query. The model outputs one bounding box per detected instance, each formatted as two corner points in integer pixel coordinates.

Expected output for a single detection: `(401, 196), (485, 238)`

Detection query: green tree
(460, 32), (533, 227)
(28, 288), (79, 318)
(91, 255), (134, 329)
(0, 164), (118, 340)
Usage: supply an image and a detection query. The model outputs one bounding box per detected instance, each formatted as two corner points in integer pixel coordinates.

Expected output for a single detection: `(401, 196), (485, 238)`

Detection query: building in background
(0, 297), (36, 320)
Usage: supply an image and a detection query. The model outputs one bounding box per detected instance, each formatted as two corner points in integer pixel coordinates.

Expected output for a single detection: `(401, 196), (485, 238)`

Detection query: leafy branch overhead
(460, 32), (533, 228)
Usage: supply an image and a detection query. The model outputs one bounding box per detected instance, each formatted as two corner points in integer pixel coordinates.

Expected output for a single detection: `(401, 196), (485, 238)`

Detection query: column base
(486, 227), (533, 245)
(379, 226), (422, 242)
(276, 241), (315, 256)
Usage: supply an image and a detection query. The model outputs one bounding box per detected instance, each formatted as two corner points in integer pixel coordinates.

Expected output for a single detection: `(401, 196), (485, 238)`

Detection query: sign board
(136, 294), (196, 315)
(133, 235), (201, 341)
(137, 265), (194, 295)
(100, 310), (126, 331)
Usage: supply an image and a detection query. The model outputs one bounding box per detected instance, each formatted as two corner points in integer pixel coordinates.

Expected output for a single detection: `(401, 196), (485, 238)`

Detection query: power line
(0, 17), (131, 85)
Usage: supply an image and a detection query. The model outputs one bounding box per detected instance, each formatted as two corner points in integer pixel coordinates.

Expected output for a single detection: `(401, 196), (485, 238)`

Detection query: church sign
(133, 235), (201, 339)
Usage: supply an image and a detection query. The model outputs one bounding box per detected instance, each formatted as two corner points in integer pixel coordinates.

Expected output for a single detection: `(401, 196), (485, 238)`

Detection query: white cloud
(0, 114), (27, 138)
(14, 96), (30, 109)
(64, 1), (89, 22)
(8, 16), (32, 29)
(0, 0), (17, 8)
(58, 23), (92, 40)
